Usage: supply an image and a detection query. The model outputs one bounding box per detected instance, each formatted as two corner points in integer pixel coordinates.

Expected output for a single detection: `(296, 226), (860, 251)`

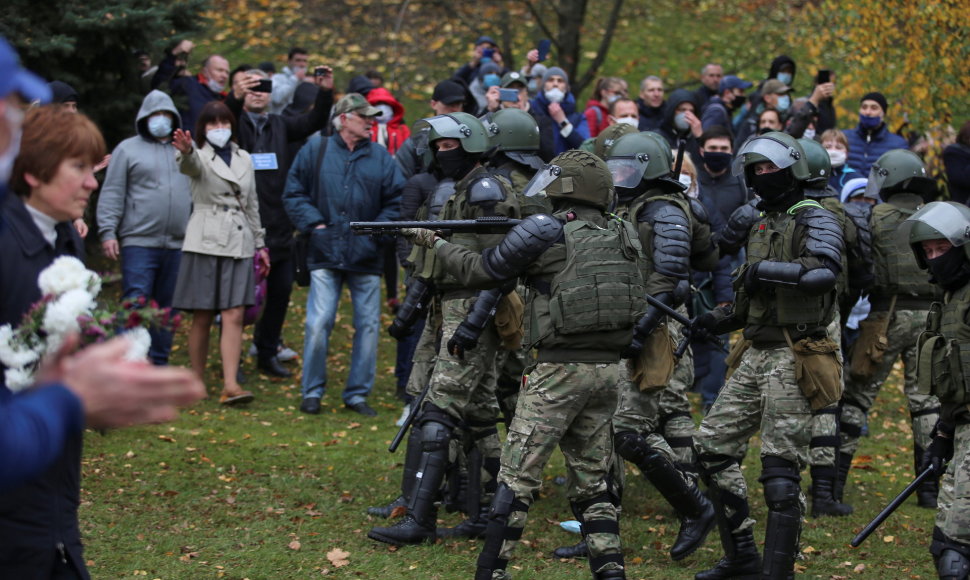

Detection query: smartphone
(314, 66), (331, 77)
(537, 39), (551, 62)
(254, 78), (273, 93)
(817, 69), (831, 84)
(499, 88), (519, 102)
(481, 47), (495, 60)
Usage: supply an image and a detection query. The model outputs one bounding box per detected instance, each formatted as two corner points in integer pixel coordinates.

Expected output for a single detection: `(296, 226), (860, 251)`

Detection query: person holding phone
(529, 66), (589, 155)
(269, 46), (309, 113)
(453, 35), (507, 87)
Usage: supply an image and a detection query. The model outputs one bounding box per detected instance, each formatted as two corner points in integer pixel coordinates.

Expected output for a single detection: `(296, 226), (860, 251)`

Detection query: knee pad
(489, 482), (529, 520)
(614, 430), (650, 465)
(417, 402), (458, 429)
(760, 457), (800, 512)
(420, 420), (453, 453)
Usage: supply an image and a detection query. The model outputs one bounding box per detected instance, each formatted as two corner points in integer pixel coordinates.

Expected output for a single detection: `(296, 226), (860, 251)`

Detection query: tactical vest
(737, 200), (836, 329)
(412, 179), (457, 280)
(525, 212), (646, 352)
(871, 202), (940, 300)
(917, 284), (970, 406)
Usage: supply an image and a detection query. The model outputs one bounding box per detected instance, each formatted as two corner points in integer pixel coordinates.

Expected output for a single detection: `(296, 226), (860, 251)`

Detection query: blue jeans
(120, 246), (182, 365)
(302, 268), (380, 405)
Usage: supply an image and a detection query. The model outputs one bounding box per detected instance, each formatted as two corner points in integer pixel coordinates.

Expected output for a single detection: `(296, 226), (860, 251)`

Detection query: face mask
(750, 168), (796, 201)
(147, 114), (173, 138)
(527, 80), (538, 95)
(483, 74), (501, 89)
(826, 148), (847, 167)
(758, 126), (775, 135)
(544, 88), (565, 104)
(376, 104), (394, 125)
(0, 104), (24, 187)
(703, 151), (733, 173)
(776, 95), (791, 112)
(859, 114), (882, 130)
(206, 78), (225, 93)
(206, 127), (232, 148)
(435, 147), (478, 180)
(615, 116), (639, 127)
(927, 248), (970, 291)
(777, 72), (793, 86)
(606, 93), (621, 105)
(674, 111), (691, 135)
(803, 127), (816, 140)
(679, 173), (698, 198)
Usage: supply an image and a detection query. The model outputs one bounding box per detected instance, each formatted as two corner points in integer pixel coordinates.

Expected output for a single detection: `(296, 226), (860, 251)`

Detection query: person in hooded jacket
(367, 86), (410, 156)
(529, 66), (589, 155)
(658, 88), (703, 162)
(97, 90), (192, 365)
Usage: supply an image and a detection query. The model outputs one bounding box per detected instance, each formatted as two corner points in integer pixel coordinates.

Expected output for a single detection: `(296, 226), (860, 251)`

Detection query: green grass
(78, 281), (937, 579)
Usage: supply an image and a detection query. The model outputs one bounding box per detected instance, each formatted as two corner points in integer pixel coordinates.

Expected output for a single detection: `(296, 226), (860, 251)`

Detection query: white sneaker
(277, 345), (298, 362)
(395, 404), (411, 427)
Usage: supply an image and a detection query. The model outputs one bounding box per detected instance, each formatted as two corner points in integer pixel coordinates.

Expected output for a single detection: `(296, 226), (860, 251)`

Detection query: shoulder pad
(468, 176), (507, 205)
(643, 201), (691, 279)
(688, 197), (710, 224)
(483, 214), (562, 280)
(797, 207), (844, 265)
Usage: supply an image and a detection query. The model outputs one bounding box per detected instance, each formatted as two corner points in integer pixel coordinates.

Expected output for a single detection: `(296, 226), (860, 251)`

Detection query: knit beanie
(860, 91), (888, 113)
(543, 66), (569, 88)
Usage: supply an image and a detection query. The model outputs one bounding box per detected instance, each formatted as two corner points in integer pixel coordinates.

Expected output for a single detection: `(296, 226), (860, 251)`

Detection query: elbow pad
(642, 202), (692, 280)
(482, 214), (562, 280)
(388, 277), (434, 340)
(798, 267), (838, 296)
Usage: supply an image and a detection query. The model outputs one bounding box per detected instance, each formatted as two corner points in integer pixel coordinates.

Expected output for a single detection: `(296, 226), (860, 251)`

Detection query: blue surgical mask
(777, 72), (793, 86)
(147, 114), (173, 138)
(483, 74), (501, 89)
(859, 114), (882, 130)
(776, 95), (791, 112)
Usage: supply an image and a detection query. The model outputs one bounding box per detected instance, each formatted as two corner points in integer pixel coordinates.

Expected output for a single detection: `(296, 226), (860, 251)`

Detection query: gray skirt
(173, 252), (255, 311)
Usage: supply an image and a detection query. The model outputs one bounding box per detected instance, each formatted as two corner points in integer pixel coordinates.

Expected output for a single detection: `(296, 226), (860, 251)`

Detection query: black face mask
(703, 151), (732, 174)
(927, 247), (970, 292)
(749, 168), (796, 201)
(435, 147), (478, 180)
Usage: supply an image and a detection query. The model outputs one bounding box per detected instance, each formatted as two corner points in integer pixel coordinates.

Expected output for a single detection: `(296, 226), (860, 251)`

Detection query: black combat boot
(553, 539), (589, 559)
(833, 452), (853, 504)
(367, 427), (422, 518)
(368, 421), (450, 545)
(437, 503), (489, 539)
(616, 431), (715, 560)
(475, 484), (530, 580)
(694, 528), (760, 580)
(809, 467), (852, 517)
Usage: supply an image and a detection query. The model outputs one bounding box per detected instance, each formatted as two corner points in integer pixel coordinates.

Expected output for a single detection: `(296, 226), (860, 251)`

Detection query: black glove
(447, 320), (480, 360)
(620, 334), (645, 360)
(921, 422), (955, 475)
(387, 318), (413, 341)
(690, 311), (719, 342)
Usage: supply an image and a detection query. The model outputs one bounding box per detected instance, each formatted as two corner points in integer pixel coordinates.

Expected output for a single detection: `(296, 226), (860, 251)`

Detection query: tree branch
(575, 0), (625, 93)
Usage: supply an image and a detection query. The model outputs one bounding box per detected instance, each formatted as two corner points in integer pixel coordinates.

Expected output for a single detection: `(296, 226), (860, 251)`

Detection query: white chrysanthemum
(0, 324), (41, 369)
(123, 327), (152, 361)
(5, 366), (35, 392)
(37, 256), (101, 297)
(42, 288), (95, 337)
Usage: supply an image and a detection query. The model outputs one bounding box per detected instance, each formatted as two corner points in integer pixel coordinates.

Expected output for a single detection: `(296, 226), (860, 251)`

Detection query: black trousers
(254, 249), (294, 359)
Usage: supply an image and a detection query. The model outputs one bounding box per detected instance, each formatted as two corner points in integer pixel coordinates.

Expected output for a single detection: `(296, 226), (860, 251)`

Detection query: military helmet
(797, 137), (831, 187)
(732, 131), (810, 181)
(415, 112), (490, 154)
(593, 123), (638, 160)
(865, 148), (937, 201)
(486, 108), (540, 152)
(901, 201), (970, 268)
(606, 131), (682, 192)
(522, 150), (615, 210)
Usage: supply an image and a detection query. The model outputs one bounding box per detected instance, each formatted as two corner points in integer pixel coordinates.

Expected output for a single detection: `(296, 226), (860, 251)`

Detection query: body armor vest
(524, 211), (646, 351)
(918, 284), (970, 406)
(738, 200), (836, 329)
(871, 202), (940, 301)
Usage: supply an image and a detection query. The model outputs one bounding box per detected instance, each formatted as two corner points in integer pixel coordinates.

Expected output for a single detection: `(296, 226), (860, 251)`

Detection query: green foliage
(0, 0), (208, 145)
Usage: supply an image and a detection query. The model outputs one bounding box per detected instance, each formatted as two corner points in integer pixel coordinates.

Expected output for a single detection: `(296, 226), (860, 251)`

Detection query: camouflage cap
(334, 92), (382, 117)
(500, 71), (527, 89)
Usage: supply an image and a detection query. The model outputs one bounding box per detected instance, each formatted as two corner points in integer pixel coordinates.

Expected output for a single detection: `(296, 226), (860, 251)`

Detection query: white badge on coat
(251, 153), (279, 170)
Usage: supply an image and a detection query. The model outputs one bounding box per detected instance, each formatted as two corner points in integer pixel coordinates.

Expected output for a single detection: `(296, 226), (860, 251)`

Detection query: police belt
(536, 348), (621, 364)
(440, 288), (479, 301)
(869, 295), (932, 312)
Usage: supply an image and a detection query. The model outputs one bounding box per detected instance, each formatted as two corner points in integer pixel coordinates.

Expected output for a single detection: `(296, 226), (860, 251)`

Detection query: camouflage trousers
(936, 422), (970, 545)
(697, 346), (813, 532)
(810, 316), (846, 470)
(494, 361), (623, 571)
(661, 316), (698, 473)
(840, 309), (940, 458)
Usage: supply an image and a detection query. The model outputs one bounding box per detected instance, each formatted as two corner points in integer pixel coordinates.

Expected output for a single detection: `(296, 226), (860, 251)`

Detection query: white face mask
(614, 117), (639, 127)
(0, 105), (24, 187)
(827, 148), (847, 167)
(802, 127), (816, 140)
(679, 173), (698, 198)
(147, 114), (173, 138)
(375, 104), (394, 125)
(206, 78), (225, 93)
(206, 127), (232, 148)
(544, 88), (565, 103)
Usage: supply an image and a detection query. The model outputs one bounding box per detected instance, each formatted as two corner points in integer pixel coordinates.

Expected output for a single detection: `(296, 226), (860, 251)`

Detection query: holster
(494, 289), (525, 351)
(724, 337), (752, 381)
(848, 295), (895, 383)
(629, 323), (676, 393)
(784, 328), (843, 410)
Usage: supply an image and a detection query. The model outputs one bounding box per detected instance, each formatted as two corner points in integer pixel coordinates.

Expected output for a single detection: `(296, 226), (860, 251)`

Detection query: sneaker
(248, 343), (258, 357)
(300, 397), (321, 415)
(346, 401), (378, 417)
(277, 344), (299, 362)
(395, 404), (411, 427)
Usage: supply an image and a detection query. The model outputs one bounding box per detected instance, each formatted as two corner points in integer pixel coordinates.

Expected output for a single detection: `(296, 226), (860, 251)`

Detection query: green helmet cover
(486, 108), (540, 152)
(415, 112), (490, 154)
(797, 137), (831, 186)
(732, 131), (810, 181)
(866, 148), (936, 201)
(522, 150), (615, 210)
(901, 201), (970, 268)
(607, 131), (678, 190)
(593, 123), (638, 160)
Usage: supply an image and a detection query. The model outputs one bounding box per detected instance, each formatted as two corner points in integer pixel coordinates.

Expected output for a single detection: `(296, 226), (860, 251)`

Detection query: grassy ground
(78, 281), (936, 579)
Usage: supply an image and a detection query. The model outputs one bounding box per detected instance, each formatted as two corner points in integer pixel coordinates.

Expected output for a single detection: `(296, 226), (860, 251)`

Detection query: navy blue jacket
(0, 193), (89, 578)
(529, 92), (589, 155)
(152, 53), (225, 134)
(843, 122), (908, 176)
(283, 134), (403, 274)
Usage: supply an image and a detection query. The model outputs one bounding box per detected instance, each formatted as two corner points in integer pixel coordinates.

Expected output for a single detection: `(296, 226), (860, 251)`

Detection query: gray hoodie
(97, 90), (191, 249)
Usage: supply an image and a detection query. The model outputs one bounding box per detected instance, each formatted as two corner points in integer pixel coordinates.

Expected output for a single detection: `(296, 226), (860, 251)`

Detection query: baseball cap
(719, 75), (753, 93)
(500, 71), (527, 89)
(431, 80), (466, 105)
(0, 37), (51, 103)
(475, 36), (497, 47)
(762, 79), (793, 95)
(334, 93), (382, 117)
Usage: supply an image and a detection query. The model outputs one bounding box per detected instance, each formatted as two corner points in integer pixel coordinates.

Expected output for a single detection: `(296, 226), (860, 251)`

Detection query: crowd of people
(2, 30), (970, 580)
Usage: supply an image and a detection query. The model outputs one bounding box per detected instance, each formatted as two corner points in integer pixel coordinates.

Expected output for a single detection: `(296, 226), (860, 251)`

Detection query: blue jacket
(843, 122), (908, 176)
(283, 134), (403, 274)
(529, 92), (589, 155)
(152, 53), (225, 133)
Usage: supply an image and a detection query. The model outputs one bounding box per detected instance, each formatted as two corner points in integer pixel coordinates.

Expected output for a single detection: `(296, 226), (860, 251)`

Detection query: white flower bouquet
(0, 256), (181, 391)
